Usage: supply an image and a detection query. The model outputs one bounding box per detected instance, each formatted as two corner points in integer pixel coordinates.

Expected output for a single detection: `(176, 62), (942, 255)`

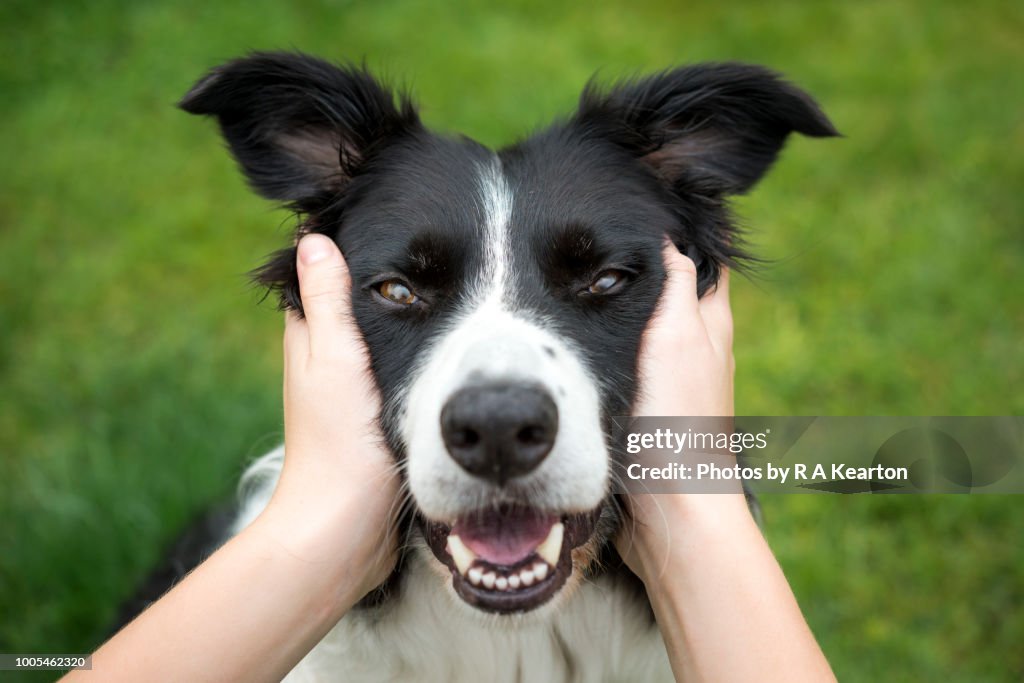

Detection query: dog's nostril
(517, 425), (547, 446)
(452, 428), (480, 448)
(440, 383), (559, 486)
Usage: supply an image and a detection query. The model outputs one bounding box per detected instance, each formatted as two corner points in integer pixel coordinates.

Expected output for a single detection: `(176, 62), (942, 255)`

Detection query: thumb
(646, 242), (706, 349)
(295, 234), (353, 355)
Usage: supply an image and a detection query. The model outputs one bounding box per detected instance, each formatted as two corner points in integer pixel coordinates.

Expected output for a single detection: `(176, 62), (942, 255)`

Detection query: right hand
(262, 234), (401, 599)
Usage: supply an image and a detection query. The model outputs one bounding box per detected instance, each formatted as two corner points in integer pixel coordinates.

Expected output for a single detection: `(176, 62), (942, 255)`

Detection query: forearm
(68, 501), (367, 683)
(637, 495), (835, 683)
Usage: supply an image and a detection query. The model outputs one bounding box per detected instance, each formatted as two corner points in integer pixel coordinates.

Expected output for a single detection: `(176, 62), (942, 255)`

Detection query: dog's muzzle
(403, 307), (609, 614)
(422, 381), (601, 614)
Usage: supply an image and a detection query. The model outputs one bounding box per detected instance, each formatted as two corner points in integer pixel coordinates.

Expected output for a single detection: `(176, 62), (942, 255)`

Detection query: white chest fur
(285, 552), (671, 683)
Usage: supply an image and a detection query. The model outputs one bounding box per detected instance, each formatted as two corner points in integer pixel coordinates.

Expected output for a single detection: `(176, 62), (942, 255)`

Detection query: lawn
(1, 0), (1021, 680)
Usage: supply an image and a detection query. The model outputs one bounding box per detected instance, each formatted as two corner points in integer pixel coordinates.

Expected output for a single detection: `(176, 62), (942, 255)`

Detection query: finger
(295, 234), (353, 356)
(699, 266), (733, 353)
(649, 241), (706, 344)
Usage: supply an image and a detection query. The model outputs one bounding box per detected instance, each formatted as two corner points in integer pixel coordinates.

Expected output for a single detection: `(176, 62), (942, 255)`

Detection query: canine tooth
(468, 567), (483, 585)
(482, 572), (496, 589)
(520, 569), (535, 586)
(533, 562), (549, 581)
(508, 574), (521, 589)
(536, 522), (564, 566)
(496, 577), (509, 591)
(446, 535), (476, 576)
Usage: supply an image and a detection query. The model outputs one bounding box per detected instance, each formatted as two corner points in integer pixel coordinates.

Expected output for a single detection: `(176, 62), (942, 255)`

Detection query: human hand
(259, 234), (401, 600)
(617, 242), (751, 586)
(612, 245), (834, 683)
(632, 242), (734, 419)
(79, 236), (404, 681)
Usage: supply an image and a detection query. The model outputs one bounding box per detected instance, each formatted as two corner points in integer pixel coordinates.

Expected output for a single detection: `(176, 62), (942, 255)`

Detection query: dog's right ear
(181, 52), (420, 312)
(180, 52), (420, 213)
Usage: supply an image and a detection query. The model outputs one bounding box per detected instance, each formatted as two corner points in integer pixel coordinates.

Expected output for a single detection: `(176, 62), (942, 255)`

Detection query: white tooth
(508, 574), (521, 589)
(482, 572), (496, 589)
(446, 535), (476, 576)
(468, 567), (483, 585)
(533, 562), (549, 581)
(536, 522), (564, 566)
(520, 569), (535, 586)
(496, 577), (509, 591)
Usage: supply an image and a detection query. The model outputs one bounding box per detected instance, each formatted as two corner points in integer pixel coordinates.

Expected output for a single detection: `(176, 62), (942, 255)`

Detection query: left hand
(617, 242), (745, 586)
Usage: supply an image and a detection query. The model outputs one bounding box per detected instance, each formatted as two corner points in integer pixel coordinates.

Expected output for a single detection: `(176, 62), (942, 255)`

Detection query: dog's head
(181, 52), (836, 615)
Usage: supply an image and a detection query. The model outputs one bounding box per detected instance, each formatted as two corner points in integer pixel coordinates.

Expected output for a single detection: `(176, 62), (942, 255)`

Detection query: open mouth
(423, 505), (600, 614)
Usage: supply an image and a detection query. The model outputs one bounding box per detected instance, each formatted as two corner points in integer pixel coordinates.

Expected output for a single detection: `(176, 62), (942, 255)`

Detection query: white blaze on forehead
(476, 158), (513, 302)
(401, 154), (608, 521)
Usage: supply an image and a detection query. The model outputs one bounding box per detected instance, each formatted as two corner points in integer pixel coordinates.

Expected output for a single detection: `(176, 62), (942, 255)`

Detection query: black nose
(440, 383), (559, 485)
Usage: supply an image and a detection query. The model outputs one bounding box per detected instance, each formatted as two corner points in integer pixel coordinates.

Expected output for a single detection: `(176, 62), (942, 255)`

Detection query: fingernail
(298, 235), (331, 265)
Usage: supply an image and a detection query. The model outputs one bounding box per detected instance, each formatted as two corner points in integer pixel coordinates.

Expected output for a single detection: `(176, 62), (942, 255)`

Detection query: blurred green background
(1, 0), (1021, 680)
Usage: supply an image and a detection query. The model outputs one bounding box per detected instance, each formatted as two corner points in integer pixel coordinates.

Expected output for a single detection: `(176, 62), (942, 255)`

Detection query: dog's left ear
(577, 63), (839, 195)
(576, 63), (838, 293)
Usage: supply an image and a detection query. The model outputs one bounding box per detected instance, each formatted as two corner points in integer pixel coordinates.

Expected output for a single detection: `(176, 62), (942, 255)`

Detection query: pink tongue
(452, 510), (558, 566)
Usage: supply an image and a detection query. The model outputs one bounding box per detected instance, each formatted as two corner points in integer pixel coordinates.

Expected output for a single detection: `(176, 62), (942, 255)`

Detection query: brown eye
(586, 270), (626, 295)
(377, 279), (418, 305)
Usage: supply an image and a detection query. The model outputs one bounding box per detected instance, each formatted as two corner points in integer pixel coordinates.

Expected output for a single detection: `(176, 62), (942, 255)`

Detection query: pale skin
(623, 244), (836, 682)
(68, 234), (834, 682)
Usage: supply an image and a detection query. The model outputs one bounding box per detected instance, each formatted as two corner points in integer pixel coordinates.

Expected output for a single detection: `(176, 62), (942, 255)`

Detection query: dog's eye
(585, 270), (626, 295)
(377, 279), (419, 305)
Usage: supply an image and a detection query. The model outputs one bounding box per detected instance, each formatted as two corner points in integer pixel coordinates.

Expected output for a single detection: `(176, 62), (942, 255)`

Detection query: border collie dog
(159, 52), (835, 681)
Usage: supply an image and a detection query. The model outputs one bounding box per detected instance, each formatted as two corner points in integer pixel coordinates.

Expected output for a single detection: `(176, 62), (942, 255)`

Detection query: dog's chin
(421, 504), (602, 615)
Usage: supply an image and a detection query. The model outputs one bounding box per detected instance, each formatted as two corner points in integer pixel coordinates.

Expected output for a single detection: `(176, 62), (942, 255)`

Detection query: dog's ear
(180, 52), (420, 312)
(179, 51), (420, 212)
(577, 63), (838, 293)
(577, 63), (838, 195)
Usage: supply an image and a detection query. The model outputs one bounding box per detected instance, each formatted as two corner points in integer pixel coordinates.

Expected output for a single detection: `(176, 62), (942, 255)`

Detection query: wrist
(629, 493), (756, 589)
(249, 487), (391, 613)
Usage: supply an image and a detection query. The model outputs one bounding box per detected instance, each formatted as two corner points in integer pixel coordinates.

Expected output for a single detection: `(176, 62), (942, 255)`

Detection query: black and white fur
(123, 52), (836, 681)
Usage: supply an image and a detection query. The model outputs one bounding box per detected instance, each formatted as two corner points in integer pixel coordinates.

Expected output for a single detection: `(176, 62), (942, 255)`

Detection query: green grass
(1, 0), (1021, 680)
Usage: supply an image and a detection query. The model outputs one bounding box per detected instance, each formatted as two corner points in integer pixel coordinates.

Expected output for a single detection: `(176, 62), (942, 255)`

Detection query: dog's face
(182, 53), (835, 614)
